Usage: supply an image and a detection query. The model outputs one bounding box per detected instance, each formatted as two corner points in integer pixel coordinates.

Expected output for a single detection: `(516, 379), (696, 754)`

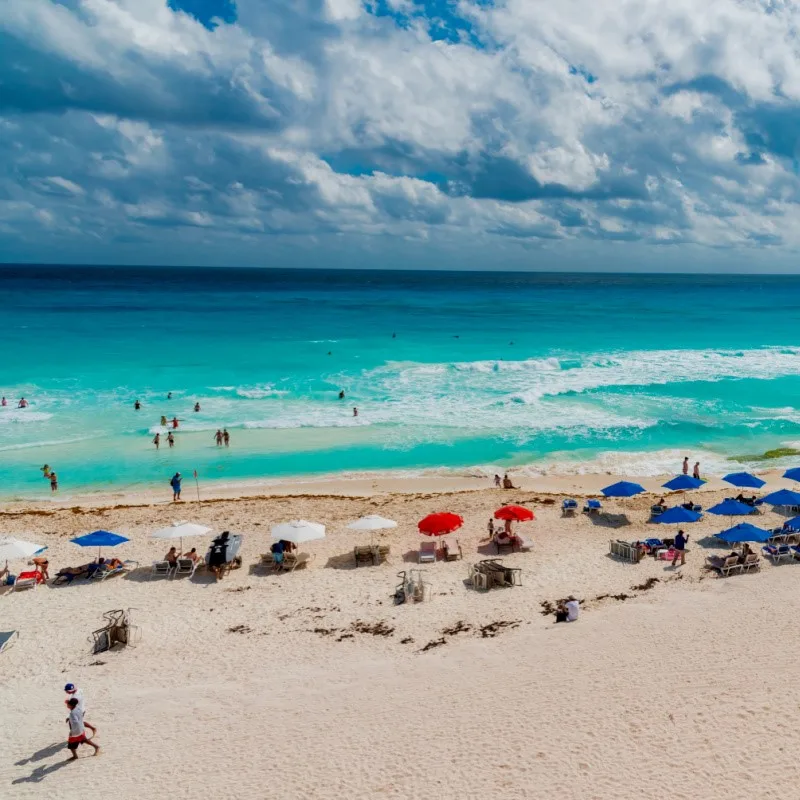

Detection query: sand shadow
(588, 513), (631, 528)
(402, 549), (438, 564)
(12, 757), (73, 784)
(15, 742), (64, 766)
(325, 553), (359, 571)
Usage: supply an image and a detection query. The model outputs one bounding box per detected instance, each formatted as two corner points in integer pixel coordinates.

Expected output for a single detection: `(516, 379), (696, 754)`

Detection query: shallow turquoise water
(2, 267), (800, 498)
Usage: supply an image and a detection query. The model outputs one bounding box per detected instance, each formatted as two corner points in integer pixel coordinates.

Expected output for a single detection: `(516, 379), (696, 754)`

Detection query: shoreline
(3, 464), (795, 513)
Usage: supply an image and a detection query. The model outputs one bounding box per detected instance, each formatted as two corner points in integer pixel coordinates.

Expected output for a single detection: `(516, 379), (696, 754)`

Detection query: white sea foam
(0, 411), (53, 424)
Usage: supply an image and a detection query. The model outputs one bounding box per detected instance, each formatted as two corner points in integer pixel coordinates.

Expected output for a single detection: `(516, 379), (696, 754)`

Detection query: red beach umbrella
(494, 505), (535, 522)
(418, 512), (464, 536)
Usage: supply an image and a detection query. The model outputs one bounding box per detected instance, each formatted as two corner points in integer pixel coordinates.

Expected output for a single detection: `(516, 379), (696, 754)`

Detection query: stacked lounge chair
(469, 559), (522, 591)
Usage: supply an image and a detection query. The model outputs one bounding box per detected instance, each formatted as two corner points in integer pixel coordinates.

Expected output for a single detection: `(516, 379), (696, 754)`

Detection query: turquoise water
(2, 267), (800, 498)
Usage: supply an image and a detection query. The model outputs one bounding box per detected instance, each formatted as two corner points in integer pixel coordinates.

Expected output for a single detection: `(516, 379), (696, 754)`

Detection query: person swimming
(167, 392), (172, 400)
(338, 390), (345, 400)
(17, 397), (28, 408)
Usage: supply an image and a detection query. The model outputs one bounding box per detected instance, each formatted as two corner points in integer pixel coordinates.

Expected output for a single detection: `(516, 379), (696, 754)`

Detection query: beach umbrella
(418, 513), (463, 536)
(346, 515), (398, 531)
(0, 537), (46, 563)
(347, 514), (397, 545)
(715, 523), (772, 544)
(662, 475), (705, 491)
(270, 520), (326, 545)
(601, 481), (645, 498)
(652, 506), (702, 525)
(761, 489), (800, 507)
(494, 505), (535, 522)
(151, 521), (212, 552)
(707, 499), (753, 517)
(783, 468), (800, 483)
(782, 515), (800, 531)
(70, 530), (129, 558)
(722, 472), (766, 489)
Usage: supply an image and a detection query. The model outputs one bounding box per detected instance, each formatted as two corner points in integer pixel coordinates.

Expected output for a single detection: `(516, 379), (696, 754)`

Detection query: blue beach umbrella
(722, 472), (766, 489)
(761, 489), (800, 507)
(783, 468), (800, 483)
(653, 506), (702, 524)
(71, 530), (129, 558)
(707, 499), (754, 517)
(715, 523), (772, 544)
(783, 515), (800, 531)
(602, 481), (646, 498)
(662, 475), (706, 491)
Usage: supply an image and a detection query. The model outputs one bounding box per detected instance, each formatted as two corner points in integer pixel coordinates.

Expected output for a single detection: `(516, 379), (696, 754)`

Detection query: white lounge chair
(150, 560), (174, 579)
(442, 538), (462, 561)
(418, 541), (437, 563)
(94, 560), (138, 581)
(173, 557), (202, 578)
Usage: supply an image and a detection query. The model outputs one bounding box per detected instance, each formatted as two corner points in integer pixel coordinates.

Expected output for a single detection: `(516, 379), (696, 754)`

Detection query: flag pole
(194, 469), (200, 502)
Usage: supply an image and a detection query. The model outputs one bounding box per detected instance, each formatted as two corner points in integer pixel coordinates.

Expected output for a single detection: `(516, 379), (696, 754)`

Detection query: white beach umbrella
(151, 521), (212, 552)
(271, 520), (326, 545)
(0, 537), (46, 563)
(346, 515), (398, 531)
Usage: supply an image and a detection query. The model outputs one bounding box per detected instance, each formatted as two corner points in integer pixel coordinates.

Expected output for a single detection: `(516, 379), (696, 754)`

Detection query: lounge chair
(643, 538), (665, 552)
(515, 535), (534, 552)
(741, 553), (760, 573)
(151, 561), (174, 579)
(419, 541), (437, 563)
(762, 544), (793, 564)
(10, 571), (42, 592)
(493, 534), (515, 555)
(442, 538), (462, 561)
(174, 557), (202, 578)
(650, 505), (665, 517)
(562, 499), (578, 516)
(93, 560), (138, 581)
(583, 499), (602, 515)
(0, 630), (18, 654)
(53, 565), (91, 585)
(354, 545), (376, 567)
(374, 544), (390, 564)
(705, 554), (741, 577)
(472, 559), (522, 589)
(280, 552), (312, 572)
(609, 540), (640, 563)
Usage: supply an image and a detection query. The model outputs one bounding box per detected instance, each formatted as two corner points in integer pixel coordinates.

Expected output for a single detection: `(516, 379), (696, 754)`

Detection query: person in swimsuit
(194, 402), (201, 412)
(167, 432), (175, 448)
(160, 415), (168, 426)
(18, 397), (28, 408)
(214, 430), (223, 446)
(50, 471), (58, 492)
(41, 464), (51, 478)
(164, 547), (179, 567)
(134, 400), (141, 410)
(339, 390), (345, 400)
(223, 429), (229, 447)
(353, 407), (358, 417)
(172, 417), (179, 429)
(32, 557), (50, 581)
(1, 397), (6, 406)
(167, 392), (172, 400)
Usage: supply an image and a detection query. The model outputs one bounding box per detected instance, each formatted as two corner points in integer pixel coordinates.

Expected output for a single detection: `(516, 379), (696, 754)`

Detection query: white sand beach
(2, 474), (800, 798)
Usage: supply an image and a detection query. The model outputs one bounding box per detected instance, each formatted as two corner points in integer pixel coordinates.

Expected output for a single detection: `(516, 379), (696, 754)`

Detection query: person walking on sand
(167, 431), (175, 448)
(66, 697), (100, 760)
(170, 472), (182, 501)
(487, 518), (494, 537)
(682, 456), (689, 475)
(49, 470), (58, 492)
(153, 433), (160, 450)
(214, 430), (223, 447)
(671, 529), (689, 567)
(223, 428), (230, 447)
(693, 461), (701, 480)
(494, 474), (502, 488)
(64, 683), (96, 738)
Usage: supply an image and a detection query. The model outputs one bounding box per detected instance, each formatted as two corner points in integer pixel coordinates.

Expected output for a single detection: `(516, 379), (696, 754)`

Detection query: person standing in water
(18, 397), (28, 408)
(50, 470), (58, 492)
(160, 415), (168, 426)
(41, 464), (51, 478)
(223, 428), (230, 447)
(338, 390), (345, 400)
(214, 430), (223, 446)
(153, 433), (160, 450)
(194, 402), (201, 413)
(134, 400), (141, 410)
(167, 392), (172, 400)
(693, 461), (701, 480)
(172, 417), (179, 429)
(170, 472), (182, 501)
(1, 397), (6, 406)
(167, 432), (175, 448)
(353, 407), (358, 417)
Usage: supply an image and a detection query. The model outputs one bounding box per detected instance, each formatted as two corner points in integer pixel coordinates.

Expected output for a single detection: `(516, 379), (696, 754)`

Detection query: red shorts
(67, 734), (87, 750)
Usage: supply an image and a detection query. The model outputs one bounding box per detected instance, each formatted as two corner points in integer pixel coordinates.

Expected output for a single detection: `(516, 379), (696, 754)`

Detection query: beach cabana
(722, 472), (766, 489)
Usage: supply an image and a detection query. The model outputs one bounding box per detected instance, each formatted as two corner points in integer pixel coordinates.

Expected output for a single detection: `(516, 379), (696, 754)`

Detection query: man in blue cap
(64, 683), (96, 737)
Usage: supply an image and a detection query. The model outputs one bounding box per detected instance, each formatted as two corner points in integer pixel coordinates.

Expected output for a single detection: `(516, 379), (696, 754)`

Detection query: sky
(3, 0), (800, 271)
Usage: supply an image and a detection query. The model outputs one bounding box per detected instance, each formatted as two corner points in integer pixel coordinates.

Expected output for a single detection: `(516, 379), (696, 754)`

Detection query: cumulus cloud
(3, 0), (800, 267)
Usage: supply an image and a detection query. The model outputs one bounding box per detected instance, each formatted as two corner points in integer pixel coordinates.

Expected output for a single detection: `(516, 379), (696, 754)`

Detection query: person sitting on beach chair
(164, 547), (180, 568)
(183, 547), (200, 563)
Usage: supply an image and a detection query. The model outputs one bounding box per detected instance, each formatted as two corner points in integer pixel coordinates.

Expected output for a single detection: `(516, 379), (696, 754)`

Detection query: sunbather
(32, 556), (50, 580)
(106, 558), (123, 569)
(502, 473), (517, 489)
(739, 543), (754, 564)
(183, 547), (199, 563)
(164, 547), (179, 567)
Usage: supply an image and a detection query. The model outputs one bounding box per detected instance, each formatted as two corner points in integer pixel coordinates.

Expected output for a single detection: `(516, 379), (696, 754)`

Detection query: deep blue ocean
(2, 266), (800, 498)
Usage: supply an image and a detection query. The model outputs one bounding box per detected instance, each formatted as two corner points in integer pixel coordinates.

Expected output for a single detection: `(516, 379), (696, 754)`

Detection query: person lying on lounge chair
(105, 558), (123, 569)
(55, 563), (93, 581)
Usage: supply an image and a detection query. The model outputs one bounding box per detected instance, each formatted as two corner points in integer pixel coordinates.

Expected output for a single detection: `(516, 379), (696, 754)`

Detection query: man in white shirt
(66, 698), (100, 759)
(64, 683), (96, 736)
